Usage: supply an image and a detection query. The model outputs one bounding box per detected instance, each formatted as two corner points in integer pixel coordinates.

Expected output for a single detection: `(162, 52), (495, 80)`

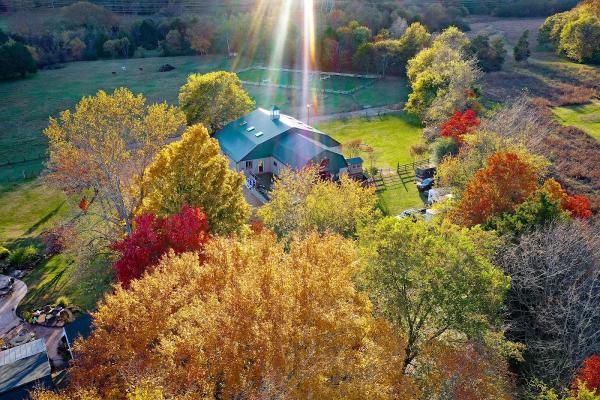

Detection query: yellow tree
(44, 88), (186, 236)
(259, 166), (380, 238)
(178, 71), (255, 131)
(139, 124), (250, 235)
(68, 232), (416, 399)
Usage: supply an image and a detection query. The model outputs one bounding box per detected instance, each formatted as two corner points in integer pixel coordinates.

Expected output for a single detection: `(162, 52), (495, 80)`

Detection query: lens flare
(302, 0), (318, 122)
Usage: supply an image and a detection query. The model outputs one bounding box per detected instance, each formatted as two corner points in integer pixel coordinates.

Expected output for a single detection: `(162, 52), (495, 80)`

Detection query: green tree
(0, 40), (37, 79)
(485, 191), (568, 237)
(405, 27), (480, 125)
(360, 218), (509, 374)
(466, 34), (507, 72)
(178, 71), (255, 131)
(139, 124), (250, 235)
(259, 166), (379, 239)
(514, 30), (532, 62)
(559, 14), (600, 63)
(0, 28), (8, 45)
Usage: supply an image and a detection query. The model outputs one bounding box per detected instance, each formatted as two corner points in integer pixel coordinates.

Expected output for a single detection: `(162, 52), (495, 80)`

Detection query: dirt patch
(467, 16), (546, 44)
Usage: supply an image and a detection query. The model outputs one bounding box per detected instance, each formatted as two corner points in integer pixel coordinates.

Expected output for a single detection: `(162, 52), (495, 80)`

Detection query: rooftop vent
(246, 126), (255, 132)
(271, 105), (280, 121)
(255, 131), (264, 138)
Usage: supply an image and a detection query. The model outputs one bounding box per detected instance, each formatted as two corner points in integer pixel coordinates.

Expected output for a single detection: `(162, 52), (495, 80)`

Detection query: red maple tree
(441, 109), (480, 144)
(452, 152), (538, 226)
(573, 355), (600, 394)
(564, 194), (593, 219)
(111, 205), (209, 287)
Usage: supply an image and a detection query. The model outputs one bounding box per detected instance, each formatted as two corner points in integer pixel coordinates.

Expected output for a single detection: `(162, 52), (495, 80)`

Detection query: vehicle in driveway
(396, 208), (427, 219)
(416, 177), (435, 192)
(0, 277), (14, 297)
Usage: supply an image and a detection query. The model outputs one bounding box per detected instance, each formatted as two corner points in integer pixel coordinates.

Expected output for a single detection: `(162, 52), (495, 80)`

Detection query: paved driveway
(0, 275), (27, 336)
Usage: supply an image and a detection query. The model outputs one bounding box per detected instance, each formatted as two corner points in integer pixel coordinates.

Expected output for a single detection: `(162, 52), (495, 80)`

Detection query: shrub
(9, 245), (39, 267)
(55, 296), (71, 308)
(433, 137), (459, 164)
(0, 246), (9, 260)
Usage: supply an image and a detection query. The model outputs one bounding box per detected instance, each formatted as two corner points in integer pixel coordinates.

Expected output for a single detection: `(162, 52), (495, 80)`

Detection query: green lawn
(552, 101), (600, 141)
(237, 68), (372, 92)
(316, 113), (426, 215)
(0, 180), (113, 312)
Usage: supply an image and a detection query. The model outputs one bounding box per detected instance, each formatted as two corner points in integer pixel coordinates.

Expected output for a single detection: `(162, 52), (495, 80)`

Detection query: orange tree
(67, 232), (417, 399)
(450, 152), (539, 227)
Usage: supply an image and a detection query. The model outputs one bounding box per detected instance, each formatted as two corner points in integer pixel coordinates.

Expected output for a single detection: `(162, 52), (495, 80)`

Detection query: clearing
(552, 101), (600, 141)
(316, 113), (426, 215)
(0, 55), (409, 182)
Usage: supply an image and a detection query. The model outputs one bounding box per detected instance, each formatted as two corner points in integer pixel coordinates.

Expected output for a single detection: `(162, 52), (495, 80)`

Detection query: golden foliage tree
(67, 232), (416, 399)
(178, 71), (255, 131)
(44, 88), (186, 236)
(139, 124), (250, 235)
(259, 166), (379, 238)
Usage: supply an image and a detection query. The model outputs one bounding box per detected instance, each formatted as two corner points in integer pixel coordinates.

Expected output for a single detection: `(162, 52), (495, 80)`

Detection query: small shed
(0, 339), (53, 399)
(346, 157), (364, 177)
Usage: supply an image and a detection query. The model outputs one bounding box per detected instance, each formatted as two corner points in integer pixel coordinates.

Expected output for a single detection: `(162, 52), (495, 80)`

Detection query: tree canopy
(259, 166), (379, 239)
(359, 217), (509, 374)
(139, 123), (250, 235)
(178, 71), (255, 131)
(67, 232), (416, 399)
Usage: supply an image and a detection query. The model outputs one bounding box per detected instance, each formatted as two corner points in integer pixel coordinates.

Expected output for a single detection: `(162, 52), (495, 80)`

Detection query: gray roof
(0, 340), (51, 394)
(214, 109), (346, 173)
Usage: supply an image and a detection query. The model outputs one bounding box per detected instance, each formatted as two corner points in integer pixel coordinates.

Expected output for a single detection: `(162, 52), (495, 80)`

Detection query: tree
(450, 152), (540, 227)
(559, 14), (600, 63)
(44, 88), (186, 238)
(0, 40), (37, 79)
(259, 166), (379, 239)
(441, 109), (480, 145)
(485, 191), (568, 237)
(186, 18), (215, 55)
(68, 37), (86, 60)
(498, 221), (600, 388)
(111, 205), (209, 287)
(68, 232), (416, 399)
(466, 33), (507, 72)
(514, 30), (531, 62)
(139, 124), (249, 235)
(178, 71), (255, 131)
(573, 355), (600, 395)
(564, 195), (593, 219)
(406, 27), (481, 125)
(360, 217), (509, 374)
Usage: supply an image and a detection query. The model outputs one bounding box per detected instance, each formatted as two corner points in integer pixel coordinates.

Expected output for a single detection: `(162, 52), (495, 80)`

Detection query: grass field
(316, 113), (426, 215)
(552, 101), (600, 141)
(0, 55), (409, 182)
(237, 68), (374, 92)
(0, 180), (113, 312)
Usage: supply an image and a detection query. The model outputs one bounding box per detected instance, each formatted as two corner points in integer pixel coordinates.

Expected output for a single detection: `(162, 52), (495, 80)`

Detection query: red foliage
(564, 195), (593, 219)
(78, 197), (89, 212)
(453, 152), (539, 226)
(111, 205), (209, 288)
(573, 355), (600, 394)
(441, 109), (480, 144)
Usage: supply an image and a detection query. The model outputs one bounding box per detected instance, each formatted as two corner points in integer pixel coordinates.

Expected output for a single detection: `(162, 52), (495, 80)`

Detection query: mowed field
(552, 101), (600, 141)
(0, 55), (409, 182)
(317, 113), (426, 215)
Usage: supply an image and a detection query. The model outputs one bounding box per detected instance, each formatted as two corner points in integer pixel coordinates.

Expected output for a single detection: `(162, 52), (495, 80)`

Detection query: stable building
(214, 107), (360, 182)
(0, 339), (53, 399)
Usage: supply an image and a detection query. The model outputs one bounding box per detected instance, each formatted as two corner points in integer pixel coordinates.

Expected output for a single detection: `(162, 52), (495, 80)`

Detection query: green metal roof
(214, 108), (347, 173)
(0, 340), (51, 395)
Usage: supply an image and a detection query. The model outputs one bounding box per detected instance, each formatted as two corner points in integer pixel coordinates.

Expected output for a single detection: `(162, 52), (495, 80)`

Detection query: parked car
(415, 166), (436, 183)
(416, 177), (435, 192)
(396, 208), (427, 219)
